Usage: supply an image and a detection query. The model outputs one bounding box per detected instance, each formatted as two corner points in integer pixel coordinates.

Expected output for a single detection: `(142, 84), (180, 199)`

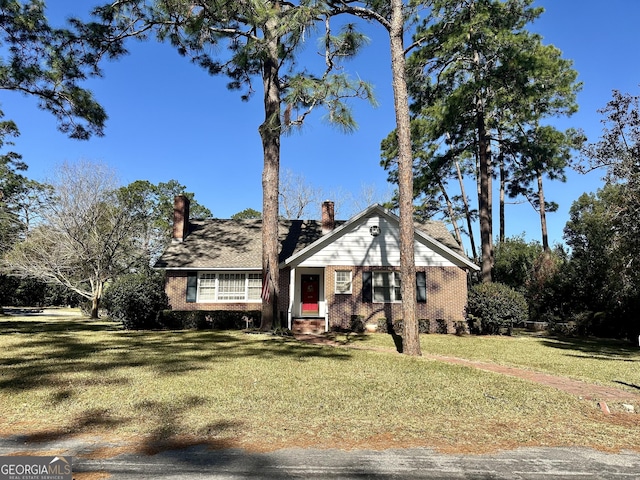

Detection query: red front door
(301, 275), (320, 315)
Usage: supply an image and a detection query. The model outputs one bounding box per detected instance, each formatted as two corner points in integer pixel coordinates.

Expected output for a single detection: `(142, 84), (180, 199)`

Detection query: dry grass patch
(1, 314), (639, 454)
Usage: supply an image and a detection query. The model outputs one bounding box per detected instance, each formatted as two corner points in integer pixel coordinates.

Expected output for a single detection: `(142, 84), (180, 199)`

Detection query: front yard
(0, 312), (639, 454)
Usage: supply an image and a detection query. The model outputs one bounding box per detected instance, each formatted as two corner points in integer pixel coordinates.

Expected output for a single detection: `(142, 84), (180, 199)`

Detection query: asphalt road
(2, 436), (640, 479)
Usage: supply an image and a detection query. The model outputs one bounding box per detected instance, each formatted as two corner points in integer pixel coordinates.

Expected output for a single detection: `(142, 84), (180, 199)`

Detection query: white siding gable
(296, 213), (457, 268)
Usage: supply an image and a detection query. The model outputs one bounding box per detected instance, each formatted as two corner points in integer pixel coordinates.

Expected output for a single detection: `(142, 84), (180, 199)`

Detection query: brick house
(155, 196), (479, 333)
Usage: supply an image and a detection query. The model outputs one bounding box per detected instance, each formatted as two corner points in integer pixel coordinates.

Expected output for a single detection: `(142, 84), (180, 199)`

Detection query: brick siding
(165, 271), (262, 312)
(166, 266), (468, 333)
(325, 265), (468, 333)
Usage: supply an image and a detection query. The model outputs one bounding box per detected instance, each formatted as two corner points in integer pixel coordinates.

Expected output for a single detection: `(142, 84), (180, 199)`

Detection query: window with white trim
(218, 273), (245, 300)
(198, 273), (217, 301)
(197, 272), (262, 302)
(335, 270), (352, 294)
(373, 271), (402, 303)
(247, 273), (262, 300)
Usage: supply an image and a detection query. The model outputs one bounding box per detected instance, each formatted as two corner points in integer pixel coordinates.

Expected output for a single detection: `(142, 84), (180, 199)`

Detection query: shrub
(453, 321), (468, 336)
(103, 273), (169, 330)
(393, 319), (404, 334)
(376, 318), (390, 333)
(349, 315), (366, 333)
(377, 319), (431, 335)
(467, 282), (528, 335)
(157, 310), (261, 330)
(157, 310), (208, 330)
(418, 319), (431, 334)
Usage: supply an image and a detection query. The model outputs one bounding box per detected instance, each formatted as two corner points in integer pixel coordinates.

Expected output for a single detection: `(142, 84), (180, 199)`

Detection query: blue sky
(4, 1), (640, 256)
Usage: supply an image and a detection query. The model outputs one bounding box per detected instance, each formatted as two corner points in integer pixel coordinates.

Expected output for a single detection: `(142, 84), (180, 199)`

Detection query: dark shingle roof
(155, 213), (465, 270)
(414, 220), (465, 255)
(155, 219), (341, 269)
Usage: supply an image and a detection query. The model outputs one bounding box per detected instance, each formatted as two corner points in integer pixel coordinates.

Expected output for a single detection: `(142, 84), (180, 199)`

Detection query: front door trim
(300, 274), (320, 316)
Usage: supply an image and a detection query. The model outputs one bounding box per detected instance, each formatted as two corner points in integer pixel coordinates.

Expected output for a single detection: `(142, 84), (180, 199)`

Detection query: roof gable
(282, 204), (479, 270)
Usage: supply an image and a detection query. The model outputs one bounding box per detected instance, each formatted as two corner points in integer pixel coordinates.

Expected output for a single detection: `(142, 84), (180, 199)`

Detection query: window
(335, 270), (352, 294)
(198, 273), (217, 301)
(373, 271), (402, 303)
(247, 273), (262, 300)
(363, 271), (426, 304)
(217, 273), (246, 300)
(193, 272), (262, 302)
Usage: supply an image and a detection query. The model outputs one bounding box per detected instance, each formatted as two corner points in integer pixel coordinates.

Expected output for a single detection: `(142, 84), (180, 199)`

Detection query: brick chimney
(321, 200), (335, 235)
(173, 194), (191, 242)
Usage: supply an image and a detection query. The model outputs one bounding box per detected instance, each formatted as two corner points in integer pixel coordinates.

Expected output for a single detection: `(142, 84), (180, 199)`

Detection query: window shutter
(186, 272), (197, 303)
(416, 271), (427, 303)
(362, 272), (372, 303)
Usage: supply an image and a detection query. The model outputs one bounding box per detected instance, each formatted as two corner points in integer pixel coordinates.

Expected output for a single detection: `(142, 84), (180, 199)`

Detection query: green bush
(157, 310), (261, 330)
(376, 318), (431, 335)
(349, 315), (366, 333)
(467, 282), (528, 335)
(376, 318), (390, 333)
(419, 319), (431, 334)
(103, 273), (169, 330)
(0, 276), (82, 307)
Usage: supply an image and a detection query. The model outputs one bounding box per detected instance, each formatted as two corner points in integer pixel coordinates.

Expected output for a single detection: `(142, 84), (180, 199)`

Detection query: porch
(287, 267), (327, 332)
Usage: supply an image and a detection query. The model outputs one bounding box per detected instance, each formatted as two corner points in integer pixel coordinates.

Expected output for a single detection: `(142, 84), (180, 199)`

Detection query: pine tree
(403, 0), (579, 281)
(91, 0), (375, 329)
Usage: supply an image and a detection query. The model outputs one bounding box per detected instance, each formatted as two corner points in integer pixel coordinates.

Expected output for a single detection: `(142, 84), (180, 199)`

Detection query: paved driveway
(75, 446), (640, 479)
(2, 436), (640, 479)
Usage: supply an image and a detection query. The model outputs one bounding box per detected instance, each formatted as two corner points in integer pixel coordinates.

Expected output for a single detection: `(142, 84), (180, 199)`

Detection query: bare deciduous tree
(5, 161), (142, 318)
(279, 169), (323, 219)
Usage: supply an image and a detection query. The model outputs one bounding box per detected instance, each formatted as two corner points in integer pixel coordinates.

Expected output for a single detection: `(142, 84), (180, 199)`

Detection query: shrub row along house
(155, 196), (479, 334)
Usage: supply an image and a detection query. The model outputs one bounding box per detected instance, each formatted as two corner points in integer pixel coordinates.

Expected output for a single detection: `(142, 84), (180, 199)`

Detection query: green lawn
(1, 312), (639, 454)
(335, 331), (640, 391)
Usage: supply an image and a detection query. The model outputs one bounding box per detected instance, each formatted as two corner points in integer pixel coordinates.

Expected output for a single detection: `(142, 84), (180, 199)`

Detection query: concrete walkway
(294, 334), (640, 404)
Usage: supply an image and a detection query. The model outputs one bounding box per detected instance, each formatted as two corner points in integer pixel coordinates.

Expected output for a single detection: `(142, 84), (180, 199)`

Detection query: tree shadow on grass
(614, 380), (640, 392)
(129, 397), (243, 455)
(539, 335), (640, 361)
(0, 314), (354, 454)
(0, 315), (353, 391)
(0, 318), (122, 334)
(384, 319), (404, 353)
(17, 408), (130, 444)
(0, 315), (361, 476)
(13, 403), (243, 457)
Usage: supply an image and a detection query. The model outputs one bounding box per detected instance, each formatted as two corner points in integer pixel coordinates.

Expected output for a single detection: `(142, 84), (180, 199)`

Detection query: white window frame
(198, 273), (217, 301)
(335, 270), (353, 294)
(372, 271), (402, 303)
(197, 271), (262, 303)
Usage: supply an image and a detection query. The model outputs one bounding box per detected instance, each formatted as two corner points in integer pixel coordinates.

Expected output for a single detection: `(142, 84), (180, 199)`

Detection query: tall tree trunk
(438, 179), (463, 246)
(499, 137), (506, 244)
(389, 0), (420, 356)
(259, 15), (281, 330)
(470, 3), (492, 281)
(536, 169), (550, 251)
(455, 160), (478, 259)
(477, 107), (493, 283)
(473, 63), (492, 278)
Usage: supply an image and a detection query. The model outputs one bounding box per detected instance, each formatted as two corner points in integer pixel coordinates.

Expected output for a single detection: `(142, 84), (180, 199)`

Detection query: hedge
(157, 310), (262, 330)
